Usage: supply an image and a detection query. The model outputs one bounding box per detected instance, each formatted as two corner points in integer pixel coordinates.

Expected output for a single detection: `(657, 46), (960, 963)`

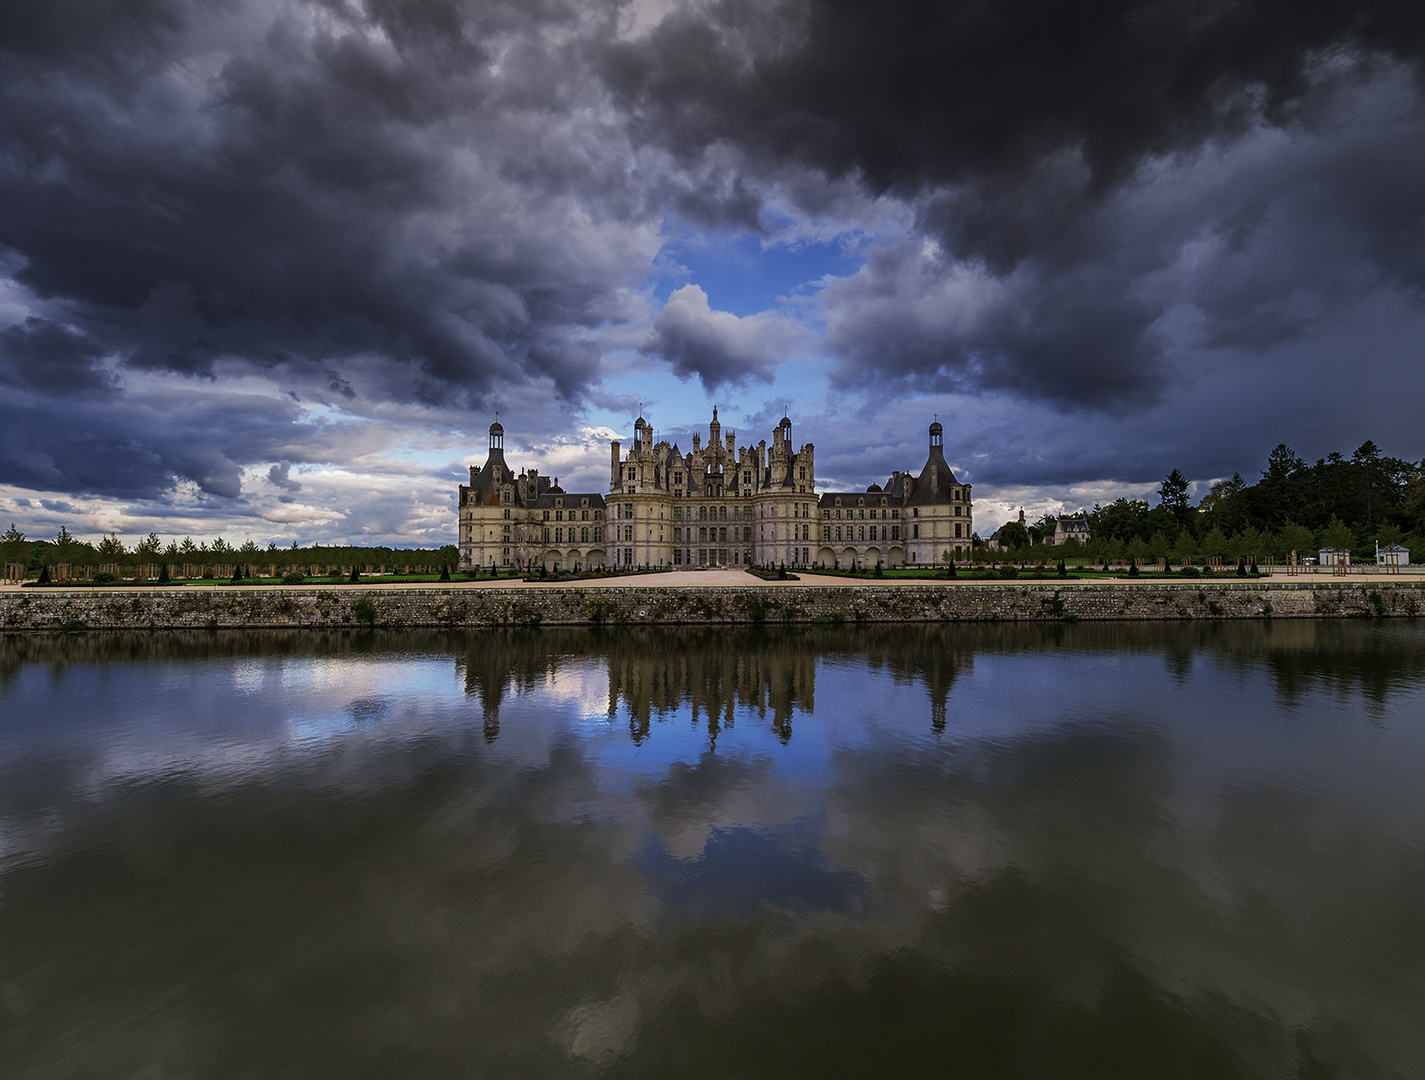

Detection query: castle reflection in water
(456, 625), (969, 745)
(3, 621), (1417, 749)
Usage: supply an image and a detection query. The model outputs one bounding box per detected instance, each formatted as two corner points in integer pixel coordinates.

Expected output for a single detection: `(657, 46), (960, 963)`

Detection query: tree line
(1, 528), (459, 573)
(990, 440), (1424, 562)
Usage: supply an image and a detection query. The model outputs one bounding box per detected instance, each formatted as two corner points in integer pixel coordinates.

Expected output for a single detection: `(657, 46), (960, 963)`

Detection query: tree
(1157, 469), (1191, 524)
(1323, 516), (1355, 556)
(135, 533), (162, 557)
(1263, 443), (1306, 483)
(97, 533), (126, 558)
(997, 521), (1030, 551)
(53, 526), (81, 565)
(2, 523), (27, 565)
(1174, 529), (1197, 563)
(179, 537), (198, 556)
(1279, 521), (1315, 561)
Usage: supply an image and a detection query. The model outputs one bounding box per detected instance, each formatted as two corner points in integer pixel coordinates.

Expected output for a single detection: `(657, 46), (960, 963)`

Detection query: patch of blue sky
(594, 354), (831, 443)
(653, 228), (860, 317)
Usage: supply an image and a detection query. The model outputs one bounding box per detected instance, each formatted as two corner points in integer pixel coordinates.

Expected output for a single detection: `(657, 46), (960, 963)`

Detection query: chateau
(458, 411), (973, 572)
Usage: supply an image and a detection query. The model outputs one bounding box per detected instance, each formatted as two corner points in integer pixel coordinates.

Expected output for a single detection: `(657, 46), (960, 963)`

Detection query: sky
(2, 0), (1424, 547)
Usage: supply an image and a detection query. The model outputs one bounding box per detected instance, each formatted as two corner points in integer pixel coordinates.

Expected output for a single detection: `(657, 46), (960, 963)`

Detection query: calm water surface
(1, 622), (1423, 1078)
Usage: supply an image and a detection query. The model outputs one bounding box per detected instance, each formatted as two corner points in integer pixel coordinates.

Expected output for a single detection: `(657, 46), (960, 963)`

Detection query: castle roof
(904, 443), (959, 507)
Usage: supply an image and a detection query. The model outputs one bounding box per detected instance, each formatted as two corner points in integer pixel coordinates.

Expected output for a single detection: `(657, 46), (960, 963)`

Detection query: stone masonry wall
(1, 581), (1422, 632)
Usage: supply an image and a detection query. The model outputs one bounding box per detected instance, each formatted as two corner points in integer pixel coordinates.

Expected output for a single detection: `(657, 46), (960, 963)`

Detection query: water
(1, 622), (1423, 1078)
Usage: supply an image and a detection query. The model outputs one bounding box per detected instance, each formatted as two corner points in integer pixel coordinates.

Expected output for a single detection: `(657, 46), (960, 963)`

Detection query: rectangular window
(582, 510), (589, 521)
(892, 509), (899, 519)
(954, 506), (961, 516)
(555, 528), (562, 543)
(835, 526), (842, 541)
(955, 523), (962, 538)
(859, 526), (865, 541)
(543, 511), (550, 521)
(555, 510), (563, 521)
(892, 526), (899, 540)
(913, 524), (919, 538)
(719, 527), (727, 542)
(699, 550), (708, 565)
(543, 528), (551, 542)
(699, 527), (708, 542)
(823, 526), (830, 541)
(673, 548), (682, 565)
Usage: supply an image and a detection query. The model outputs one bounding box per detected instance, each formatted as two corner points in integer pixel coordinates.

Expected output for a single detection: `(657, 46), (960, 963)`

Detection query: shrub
(1178, 564), (1201, 578)
(439, 564), (451, 582)
(281, 570), (306, 585)
(353, 596), (376, 624)
(201, 566), (214, 579)
(349, 566), (361, 583)
(998, 564), (1019, 580)
(157, 563), (169, 584)
(1057, 559), (1068, 578)
(37, 565), (50, 584)
(945, 560), (957, 579)
(231, 565), (244, 583)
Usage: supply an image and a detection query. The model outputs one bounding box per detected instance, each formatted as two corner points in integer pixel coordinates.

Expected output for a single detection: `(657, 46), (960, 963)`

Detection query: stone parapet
(1, 581), (1422, 632)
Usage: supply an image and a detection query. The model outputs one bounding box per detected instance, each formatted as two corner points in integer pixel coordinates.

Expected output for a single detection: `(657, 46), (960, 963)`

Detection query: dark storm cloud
(641, 284), (805, 390)
(0, 385), (380, 500)
(605, 0), (1425, 406)
(267, 460), (303, 503)
(0, 0), (642, 412)
(605, 0), (1425, 206)
(0, 318), (113, 394)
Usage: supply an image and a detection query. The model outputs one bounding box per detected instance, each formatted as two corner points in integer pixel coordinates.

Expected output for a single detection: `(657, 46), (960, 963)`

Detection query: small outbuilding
(1318, 547), (1350, 568)
(1376, 543), (1409, 570)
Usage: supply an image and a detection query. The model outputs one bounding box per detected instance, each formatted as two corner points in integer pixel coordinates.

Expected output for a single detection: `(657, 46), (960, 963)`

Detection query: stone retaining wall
(2, 581), (1422, 632)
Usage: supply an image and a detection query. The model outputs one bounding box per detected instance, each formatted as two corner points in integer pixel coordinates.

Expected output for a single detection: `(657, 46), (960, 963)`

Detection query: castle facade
(458, 411), (973, 572)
